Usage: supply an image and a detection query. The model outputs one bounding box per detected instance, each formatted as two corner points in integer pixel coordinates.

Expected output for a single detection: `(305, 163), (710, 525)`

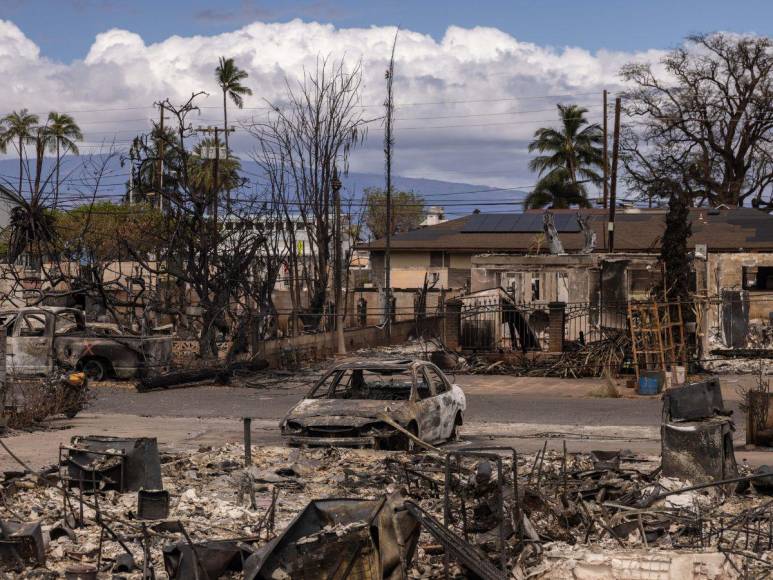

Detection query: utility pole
(156, 102), (165, 211)
(384, 30), (398, 339)
(602, 89), (609, 209)
(332, 166), (345, 355)
(197, 126), (234, 261)
(608, 96), (622, 252)
(129, 170), (134, 205)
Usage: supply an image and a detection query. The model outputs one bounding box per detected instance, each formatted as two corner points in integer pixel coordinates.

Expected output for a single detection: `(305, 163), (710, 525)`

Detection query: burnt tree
(246, 57), (365, 331)
(128, 94), (270, 358)
(661, 189), (692, 302)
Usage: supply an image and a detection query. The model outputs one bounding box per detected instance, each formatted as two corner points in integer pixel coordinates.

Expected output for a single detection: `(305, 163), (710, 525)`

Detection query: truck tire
(81, 358), (107, 382)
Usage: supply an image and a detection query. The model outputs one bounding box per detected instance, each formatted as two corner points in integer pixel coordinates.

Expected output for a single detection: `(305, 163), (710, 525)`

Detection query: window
(424, 366), (448, 394)
(309, 371), (340, 398)
(54, 312), (80, 336)
(744, 266), (773, 291)
(430, 252), (444, 267)
(416, 371), (433, 400)
(629, 268), (657, 297)
(17, 313), (46, 337)
(531, 276), (541, 301)
(309, 368), (414, 400)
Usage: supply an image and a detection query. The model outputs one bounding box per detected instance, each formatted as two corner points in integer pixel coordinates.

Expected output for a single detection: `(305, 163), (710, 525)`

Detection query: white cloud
(0, 18), (666, 189)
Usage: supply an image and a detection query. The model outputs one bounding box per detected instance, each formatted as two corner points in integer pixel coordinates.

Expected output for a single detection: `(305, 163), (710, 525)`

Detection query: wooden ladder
(627, 301), (688, 383)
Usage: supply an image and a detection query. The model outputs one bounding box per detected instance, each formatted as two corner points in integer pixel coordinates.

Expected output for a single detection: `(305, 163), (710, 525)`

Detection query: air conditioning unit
(694, 244), (708, 260)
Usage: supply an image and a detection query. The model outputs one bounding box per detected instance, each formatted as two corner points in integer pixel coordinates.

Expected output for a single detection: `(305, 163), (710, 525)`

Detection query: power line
(15, 90), (604, 118)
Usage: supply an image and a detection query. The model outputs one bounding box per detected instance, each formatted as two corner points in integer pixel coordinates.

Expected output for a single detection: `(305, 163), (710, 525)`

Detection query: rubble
(466, 332), (630, 378)
(704, 329), (773, 374)
(2, 437), (773, 578)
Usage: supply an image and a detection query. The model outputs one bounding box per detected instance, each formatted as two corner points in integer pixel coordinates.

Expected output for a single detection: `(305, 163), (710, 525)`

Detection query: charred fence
(456, 298), (628, 354)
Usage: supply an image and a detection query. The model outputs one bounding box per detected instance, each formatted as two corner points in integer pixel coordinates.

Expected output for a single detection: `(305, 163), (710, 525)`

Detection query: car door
(8, 311), (54, 375)
(414, 367), (443, 443)
(423, 365), (460, 440)
(0, 313), (17, 373)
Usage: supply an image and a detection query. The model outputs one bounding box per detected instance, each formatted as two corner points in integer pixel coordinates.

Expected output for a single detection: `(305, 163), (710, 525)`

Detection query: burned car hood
(286, 398), (411, 427)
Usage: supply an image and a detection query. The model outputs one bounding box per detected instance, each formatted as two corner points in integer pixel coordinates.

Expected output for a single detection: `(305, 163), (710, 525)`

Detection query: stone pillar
(444, 298), (462, 350)
(548, 301), (566, 353)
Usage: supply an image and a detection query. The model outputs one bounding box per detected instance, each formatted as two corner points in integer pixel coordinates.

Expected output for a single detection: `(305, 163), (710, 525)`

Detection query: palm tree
(525, 104), (603, 209)
(523, 168), (593, 209)
(46, 112), (83, 205)
(0, 109), (39, 196)
(188, 139), (243, 201)
(215, 57), (252, 209)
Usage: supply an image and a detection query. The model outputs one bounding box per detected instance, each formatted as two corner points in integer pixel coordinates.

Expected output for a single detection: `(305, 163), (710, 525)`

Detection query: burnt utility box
(661, 378), (738, 484)
(0, 520), (46, 569)
(63, 436), (162, 492)
(661, 419), (738, 484)
(138, 489), (170, 520)
(664, 377), (725, 422)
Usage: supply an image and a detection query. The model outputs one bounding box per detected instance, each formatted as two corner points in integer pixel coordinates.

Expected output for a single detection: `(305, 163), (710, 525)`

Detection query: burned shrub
(2, 372), (91, 429)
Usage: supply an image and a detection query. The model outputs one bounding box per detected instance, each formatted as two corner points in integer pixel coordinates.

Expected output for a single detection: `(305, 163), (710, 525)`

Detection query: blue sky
(0, 0), (770, 198)
(2, 0), (771, 62)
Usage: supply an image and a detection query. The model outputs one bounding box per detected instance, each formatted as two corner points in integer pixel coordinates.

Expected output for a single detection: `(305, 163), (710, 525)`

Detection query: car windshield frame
(307, 366), (417, 401)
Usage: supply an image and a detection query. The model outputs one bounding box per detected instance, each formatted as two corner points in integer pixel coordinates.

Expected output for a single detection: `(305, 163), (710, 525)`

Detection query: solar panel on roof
(461, 213), (582, 233)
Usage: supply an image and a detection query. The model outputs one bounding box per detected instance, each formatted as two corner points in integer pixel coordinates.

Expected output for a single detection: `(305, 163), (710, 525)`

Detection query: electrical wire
(19, 91), (605, 117)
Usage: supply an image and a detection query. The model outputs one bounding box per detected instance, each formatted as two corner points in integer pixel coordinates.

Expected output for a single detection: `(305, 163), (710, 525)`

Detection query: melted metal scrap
(163, 537), (258, 579)
(245, 491), (420, 580)
(61, 435), (162, 492)
(0, 520), (46, 570)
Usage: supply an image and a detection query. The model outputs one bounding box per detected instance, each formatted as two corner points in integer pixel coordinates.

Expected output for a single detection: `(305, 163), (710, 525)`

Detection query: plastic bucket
(638, 372), (663, 395)
(672, 366), (686, 386)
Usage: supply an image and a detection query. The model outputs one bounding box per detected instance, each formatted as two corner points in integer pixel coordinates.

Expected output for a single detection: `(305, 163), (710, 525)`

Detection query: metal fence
(459, 298), (629, 352)
(457, 292), (773, 354)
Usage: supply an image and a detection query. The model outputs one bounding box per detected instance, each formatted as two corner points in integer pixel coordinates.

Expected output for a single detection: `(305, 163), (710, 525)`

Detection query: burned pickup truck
(1, 307), (172, 381)
(280, 359), (466, 449)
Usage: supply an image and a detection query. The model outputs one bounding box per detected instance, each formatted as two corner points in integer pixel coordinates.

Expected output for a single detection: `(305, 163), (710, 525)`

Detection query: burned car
(280, 360), (466, 449)
(0, 307), (172, 381)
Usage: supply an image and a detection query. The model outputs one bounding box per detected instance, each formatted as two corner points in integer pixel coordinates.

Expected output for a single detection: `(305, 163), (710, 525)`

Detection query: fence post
(444, 299), (462, 350)
(548, 301), (566, 353)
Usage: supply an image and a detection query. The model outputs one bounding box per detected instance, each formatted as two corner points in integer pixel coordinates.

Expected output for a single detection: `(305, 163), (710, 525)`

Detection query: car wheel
(81, 359), (106, 382)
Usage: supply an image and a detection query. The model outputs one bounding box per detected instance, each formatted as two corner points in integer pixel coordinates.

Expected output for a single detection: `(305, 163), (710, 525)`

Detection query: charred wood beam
(137, 359), (268, 392)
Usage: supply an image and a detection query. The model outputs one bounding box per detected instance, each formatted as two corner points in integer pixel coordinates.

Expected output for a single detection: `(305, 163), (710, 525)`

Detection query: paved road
(90, 374), (744, 428)
(0, 374), (759, 472)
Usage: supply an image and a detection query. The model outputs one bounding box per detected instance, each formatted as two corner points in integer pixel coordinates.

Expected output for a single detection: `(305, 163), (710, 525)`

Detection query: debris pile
(2, 438), (773, 577)
(467, 333), (630, 378)
(705, 327), (773, 373)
